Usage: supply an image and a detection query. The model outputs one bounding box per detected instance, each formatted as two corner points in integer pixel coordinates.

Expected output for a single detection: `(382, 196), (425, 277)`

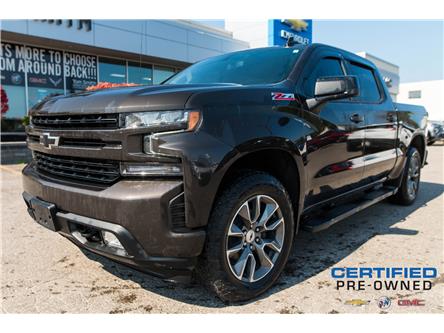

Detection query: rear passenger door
(345, 61), (397, 181)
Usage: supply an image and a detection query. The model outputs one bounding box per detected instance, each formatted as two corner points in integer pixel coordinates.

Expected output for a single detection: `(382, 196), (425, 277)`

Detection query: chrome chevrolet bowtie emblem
(40, 133), (60, 149)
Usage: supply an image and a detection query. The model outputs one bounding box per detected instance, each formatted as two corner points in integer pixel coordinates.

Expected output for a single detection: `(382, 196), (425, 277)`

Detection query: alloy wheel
(225, 195), (285, 283)
(407, 153), (420, 199)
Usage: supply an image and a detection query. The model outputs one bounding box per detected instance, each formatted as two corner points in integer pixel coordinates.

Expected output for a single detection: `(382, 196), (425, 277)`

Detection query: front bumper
(22, 163), (206, 282)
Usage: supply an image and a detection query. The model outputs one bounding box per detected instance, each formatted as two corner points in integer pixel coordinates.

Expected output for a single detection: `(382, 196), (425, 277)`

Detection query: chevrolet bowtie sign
(268, 19), (312, 46)
(40, 133), (60, 149)
(281, 19), (309, 32)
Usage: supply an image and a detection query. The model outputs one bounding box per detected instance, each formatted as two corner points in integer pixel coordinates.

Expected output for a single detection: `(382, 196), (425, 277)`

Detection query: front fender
(153, 104), (311, 229)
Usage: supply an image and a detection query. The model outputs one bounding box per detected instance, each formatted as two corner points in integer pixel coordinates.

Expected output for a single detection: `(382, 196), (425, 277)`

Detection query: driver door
(298, 52), (367, 208)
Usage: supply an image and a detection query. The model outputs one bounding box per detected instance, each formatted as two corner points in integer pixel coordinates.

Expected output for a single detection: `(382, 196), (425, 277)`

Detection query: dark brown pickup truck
(23, 44), (428, 301)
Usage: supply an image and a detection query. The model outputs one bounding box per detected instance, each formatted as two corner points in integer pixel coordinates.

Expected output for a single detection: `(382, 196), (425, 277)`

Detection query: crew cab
(22, 44), (428, 301)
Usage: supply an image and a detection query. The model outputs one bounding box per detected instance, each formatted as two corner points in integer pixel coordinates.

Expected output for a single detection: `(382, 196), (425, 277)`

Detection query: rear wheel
(391, 147), (421, 205)
(198, 171), (295, 302)
(427, 131), (436, 145)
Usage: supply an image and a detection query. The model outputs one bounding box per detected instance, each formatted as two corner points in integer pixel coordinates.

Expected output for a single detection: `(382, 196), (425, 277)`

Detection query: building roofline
(172, 20), (249, 46)
(400, 79), (444, 84)
(178, 20), (232, 37)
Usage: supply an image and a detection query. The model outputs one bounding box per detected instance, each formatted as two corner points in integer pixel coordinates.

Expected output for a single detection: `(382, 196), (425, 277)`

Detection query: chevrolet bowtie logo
(281, 19), (309, 32)
(345, 299), (370, 306)
(40, 133), (60, 149)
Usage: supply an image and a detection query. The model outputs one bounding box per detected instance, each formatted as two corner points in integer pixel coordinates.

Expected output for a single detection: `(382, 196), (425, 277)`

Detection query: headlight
(124, 110), (200, 131)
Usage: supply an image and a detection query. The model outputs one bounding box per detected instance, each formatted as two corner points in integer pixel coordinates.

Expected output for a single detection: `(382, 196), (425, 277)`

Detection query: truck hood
(30, 83), (242, 115)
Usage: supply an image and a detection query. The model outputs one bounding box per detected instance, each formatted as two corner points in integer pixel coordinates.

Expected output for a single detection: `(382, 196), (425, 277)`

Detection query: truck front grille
(31, 114), (119, 130)
(34, 151), (120, 185)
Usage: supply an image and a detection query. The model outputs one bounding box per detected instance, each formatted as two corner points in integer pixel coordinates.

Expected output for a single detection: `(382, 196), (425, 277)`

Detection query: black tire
(197, 171), (295, 302)
(391, 147), (421, 205)
(427, 140), (435, 146)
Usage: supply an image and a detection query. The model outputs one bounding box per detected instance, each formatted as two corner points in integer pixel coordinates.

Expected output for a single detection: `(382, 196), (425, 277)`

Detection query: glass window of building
(99, 57), (126, 83)
(1, 85), (27, 132)
(128, 62), (153, 85)
(408, 90), (421, 99)
(153, 66), (175, 85)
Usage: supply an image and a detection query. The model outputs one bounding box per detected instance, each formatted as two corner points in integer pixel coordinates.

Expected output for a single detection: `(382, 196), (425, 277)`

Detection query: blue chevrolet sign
(268, 19), (313, 46)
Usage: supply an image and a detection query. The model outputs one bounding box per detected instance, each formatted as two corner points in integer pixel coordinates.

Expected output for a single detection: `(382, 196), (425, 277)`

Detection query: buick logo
(40, 133), (60, 149)
(377, 296), (391, 309)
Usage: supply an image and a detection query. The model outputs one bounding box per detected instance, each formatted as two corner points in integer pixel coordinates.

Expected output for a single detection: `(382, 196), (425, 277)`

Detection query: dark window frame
(302, 56), (347, 98)
(343, 60), (386, 105)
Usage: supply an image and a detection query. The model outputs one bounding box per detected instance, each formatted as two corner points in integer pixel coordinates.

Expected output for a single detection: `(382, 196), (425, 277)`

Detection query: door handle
(350, 113), (364, 123)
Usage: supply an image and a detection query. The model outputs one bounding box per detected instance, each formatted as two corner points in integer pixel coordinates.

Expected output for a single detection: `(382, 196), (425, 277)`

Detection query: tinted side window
(348, 62), (381, 102)
(304, 58), (344, 97)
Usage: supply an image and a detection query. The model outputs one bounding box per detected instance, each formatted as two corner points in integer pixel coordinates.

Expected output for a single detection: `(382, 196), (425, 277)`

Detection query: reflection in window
(27, 87), (65, 109)
(304, 58), (344, 97)
(348, 62), (381, 102)
(128, 62), (153, 85)
(153, 66), (175, 85)
(99, 57), (126, 83)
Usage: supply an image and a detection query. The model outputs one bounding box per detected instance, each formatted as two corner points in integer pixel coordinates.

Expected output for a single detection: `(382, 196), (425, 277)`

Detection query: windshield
(164, 46), (305, 85)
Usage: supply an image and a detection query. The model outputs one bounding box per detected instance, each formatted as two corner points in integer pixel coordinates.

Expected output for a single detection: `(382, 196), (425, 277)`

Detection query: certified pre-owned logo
(377, 296), (391, 309)
(40, 133), (60, 149)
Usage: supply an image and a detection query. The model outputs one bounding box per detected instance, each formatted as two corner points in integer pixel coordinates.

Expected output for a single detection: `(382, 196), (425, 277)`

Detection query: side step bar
(302, 186), (398, 233)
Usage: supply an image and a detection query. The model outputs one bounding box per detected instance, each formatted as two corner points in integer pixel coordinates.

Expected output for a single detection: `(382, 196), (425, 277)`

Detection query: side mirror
(307, 75), (359, 109)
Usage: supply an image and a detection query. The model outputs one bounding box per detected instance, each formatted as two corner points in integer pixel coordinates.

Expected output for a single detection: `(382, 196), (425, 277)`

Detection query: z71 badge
(271, 92), (296, 101)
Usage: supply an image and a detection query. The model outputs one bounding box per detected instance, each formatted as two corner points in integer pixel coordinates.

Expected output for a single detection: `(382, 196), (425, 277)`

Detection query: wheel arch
(212, 147), (305, 233)
(409, 133), (426, 166)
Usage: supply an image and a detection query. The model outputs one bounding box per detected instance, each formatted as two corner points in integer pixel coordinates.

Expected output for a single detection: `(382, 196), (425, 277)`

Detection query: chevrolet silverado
(22, 44), (428, 301)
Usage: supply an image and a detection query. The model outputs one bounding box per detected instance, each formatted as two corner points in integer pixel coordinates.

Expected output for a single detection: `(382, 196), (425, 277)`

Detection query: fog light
(120, 162), (182, 177)
(102, 231), (125, 251)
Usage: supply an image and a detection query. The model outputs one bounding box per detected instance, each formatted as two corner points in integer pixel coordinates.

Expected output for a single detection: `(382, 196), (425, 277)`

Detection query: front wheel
(391, 147), (421, 205)
(198, 171), (295, 302)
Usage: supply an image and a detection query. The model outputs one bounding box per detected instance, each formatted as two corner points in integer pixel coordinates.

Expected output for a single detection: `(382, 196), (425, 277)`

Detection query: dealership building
(398, 80), (444, 121)
(0, 19), (249, 137)
(1, 19), (403, 163)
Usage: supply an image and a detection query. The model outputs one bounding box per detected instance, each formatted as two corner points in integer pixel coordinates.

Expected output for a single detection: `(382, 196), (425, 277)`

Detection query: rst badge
(40, 133), (60, 149)
(271, 92), (296, 101)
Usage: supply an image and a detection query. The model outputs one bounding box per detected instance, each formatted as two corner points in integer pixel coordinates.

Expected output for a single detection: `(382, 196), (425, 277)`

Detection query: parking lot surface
(1, 145), (443, 313)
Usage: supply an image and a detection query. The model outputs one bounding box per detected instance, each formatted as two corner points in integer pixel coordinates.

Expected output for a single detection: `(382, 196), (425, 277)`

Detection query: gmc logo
(398, 299), (425, 306)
